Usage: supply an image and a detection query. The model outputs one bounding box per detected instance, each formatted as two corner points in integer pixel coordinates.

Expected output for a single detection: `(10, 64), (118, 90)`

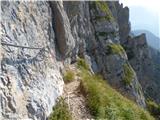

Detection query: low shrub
(49, 98), (72, 120)
(63, 70), (75, 83)
(106, 44), (125, 55)
(77, 58), (89, 70)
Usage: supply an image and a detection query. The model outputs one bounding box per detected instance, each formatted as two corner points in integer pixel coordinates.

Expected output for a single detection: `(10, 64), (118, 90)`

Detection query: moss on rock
(95, 1), (114, 21)
(106, 44), (125, 55)
(90, 1), (114, 22)
(123, 63), (134, 85)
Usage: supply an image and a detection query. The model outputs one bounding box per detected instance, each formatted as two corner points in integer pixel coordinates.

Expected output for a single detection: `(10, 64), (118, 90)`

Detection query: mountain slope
(79, 62), (154, 120)
(132, 30), (160, 51)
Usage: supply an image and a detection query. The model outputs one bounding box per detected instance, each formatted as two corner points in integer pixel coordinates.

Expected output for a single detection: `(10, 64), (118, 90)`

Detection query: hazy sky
(119, 0), (160, 38)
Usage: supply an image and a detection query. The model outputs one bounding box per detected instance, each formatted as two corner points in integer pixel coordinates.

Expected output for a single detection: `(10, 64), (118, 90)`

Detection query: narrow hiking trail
(62, 65), (92, 120)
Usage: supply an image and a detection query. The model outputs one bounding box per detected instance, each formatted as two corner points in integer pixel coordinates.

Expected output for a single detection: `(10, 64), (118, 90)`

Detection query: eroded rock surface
(50, 1), (75, 57)
(1, 1), (64, 119)
(124, 34), (160, 103)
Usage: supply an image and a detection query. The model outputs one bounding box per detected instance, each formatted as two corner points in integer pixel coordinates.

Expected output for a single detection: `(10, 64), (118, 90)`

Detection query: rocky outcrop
(89, 1), (145, 107)
(116, 4), (130, 43)
(63, 1), (146, 107)
(63, 1), (97, 63)
(107, 1), (131, 43)
(109, 1), (160, 104)
(1, 1), (64, 119)
(150, 47), (160, 102)
(50, 1), (75, 57)
(124, 34), (160, 103)
(124, 34), (153, 79)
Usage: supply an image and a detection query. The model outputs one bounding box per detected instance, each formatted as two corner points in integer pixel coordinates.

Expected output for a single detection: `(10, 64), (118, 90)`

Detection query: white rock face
(1, 1), (64, 119)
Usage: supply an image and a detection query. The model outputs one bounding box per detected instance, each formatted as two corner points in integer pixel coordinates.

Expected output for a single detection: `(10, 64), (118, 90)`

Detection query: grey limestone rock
(50, 1), (75, 57)
(124, 34), (160, 103)
(1, 1), (64, 119)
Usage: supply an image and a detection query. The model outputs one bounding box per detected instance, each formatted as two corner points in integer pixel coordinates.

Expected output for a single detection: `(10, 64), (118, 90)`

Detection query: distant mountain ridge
(132, 29), (160, 51)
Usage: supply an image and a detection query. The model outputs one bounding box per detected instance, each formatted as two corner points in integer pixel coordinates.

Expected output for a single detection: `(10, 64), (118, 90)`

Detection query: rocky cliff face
(63, 1), (146, 107)
(0, 1), (158, 119)
(50, 1), (75, 57)
(108, 1), (160, 104)
(114, 1), (160, 103)
(0, 1), (64, 119)
(124, 34), (160, 103)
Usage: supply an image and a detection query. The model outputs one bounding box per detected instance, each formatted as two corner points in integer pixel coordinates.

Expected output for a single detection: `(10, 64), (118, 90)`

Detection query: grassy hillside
(49, 59), (154, 120)
(79, 59), (154, 120)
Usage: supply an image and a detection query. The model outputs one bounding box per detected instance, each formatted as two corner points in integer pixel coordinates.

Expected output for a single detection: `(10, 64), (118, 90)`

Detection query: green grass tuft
(107, 44), (125, 55)
(123, 63), (134, 85)
(79, 67), (154, 120)
(49, 98), (72, 120)
(95, 1), (114, 21)
(63, 70), (75, 83)
(77, 58), (89, 70)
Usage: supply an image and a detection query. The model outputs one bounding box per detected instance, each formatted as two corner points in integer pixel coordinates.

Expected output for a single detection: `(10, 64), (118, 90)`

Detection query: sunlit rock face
(1, 1), (64, 119)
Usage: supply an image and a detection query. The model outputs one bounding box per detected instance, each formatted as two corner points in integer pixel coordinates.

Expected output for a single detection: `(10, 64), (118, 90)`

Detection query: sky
(119, 0), (160, 38)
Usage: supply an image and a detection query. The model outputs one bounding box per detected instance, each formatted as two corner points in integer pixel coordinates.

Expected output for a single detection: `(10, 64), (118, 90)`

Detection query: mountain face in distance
(132, 29), (160, 51)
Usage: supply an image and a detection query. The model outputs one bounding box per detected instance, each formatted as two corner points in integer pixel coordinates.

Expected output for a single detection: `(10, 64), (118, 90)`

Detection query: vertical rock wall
(1, 1), (64, 119)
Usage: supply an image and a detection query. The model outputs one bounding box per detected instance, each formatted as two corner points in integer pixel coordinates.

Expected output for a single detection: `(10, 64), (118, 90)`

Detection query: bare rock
(1, 1), (64, 119)
(50, 1), (75, 57)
